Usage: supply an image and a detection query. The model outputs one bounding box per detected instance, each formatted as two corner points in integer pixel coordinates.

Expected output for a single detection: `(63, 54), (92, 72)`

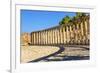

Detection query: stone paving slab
(21, 46), (59, 63)
(63, 47), (89, 56)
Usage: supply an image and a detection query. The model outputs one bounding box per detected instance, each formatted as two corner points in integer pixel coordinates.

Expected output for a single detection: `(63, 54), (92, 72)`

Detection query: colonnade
(31, 18), (89, 45)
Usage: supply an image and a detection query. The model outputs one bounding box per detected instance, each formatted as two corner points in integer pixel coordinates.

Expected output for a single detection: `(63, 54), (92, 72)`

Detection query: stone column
(39, 32), (41, 45)
(48, 30), (49, 45)
(32, 33), (34, 45)
(57, 28), (60, 44)
(36, 32), (38, 45)
(56, 29), (58, 44)
(87, 19), (90, 44)
(31, 32), (33, 44)
(56, 29), (59, 44)
(43, 31), (45, 45)
(42, 31), (44, 45)
(51, 30), (53, 45)
(49, 30), (51, 44)
(67, 26), (70, 45)
(72, 25), (76, 44)
(75, 24), (78, 44)
(85, 20), (89, 44)
(38, 31), (40, 45)
(34, 33), (36, 45)
(35, 32), (37, 45)
(49, 30), (50, 45)
(62, 27), (64, 44)
(48, 30), (50, 45)
(83, 21), (87, 44)
(38, 32), (40, 45)
(63, 27), (66, 44)
(41, 32), (43, 45)
(45, 31), (47, 45)
(37, 32), (39, 45)
(34, 32), (36, 45)
(60, 27), (63, 44)
(52, 29), (54, 44)
(68, 26), (72, 44)
(50, 30), (52, 45)
(55, 29), (57, 44)
(54, 29), (56, 44)
(69, 26), (72, 44)
(47, 31), (49, 45)
(78, 24), (82, 45)
(47, 30), (48, 45)
(33, 33), (34, 45)
(79, 24), (81, 44)
(80, 22), (84, 44)
(76, 24), (80, 44)
(40, 32), (42, 45)
(65, 26), (67, 44)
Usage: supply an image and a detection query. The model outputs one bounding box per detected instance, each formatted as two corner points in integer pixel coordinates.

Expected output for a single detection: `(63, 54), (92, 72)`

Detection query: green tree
(59, 16), (71, 26)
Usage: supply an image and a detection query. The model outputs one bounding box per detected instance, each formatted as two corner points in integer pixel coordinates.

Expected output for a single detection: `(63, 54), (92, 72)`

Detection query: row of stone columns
(31, 19), (89, 45)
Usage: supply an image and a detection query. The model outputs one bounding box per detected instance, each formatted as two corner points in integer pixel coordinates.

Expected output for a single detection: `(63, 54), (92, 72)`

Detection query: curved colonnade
(30, 17), (89, 45)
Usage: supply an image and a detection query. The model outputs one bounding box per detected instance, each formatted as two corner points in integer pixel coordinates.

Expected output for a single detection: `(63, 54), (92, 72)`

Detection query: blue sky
(21, 10), (76, 33)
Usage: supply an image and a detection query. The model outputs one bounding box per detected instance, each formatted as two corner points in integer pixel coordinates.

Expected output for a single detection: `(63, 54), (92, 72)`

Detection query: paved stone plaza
(21, 46), (59, 63)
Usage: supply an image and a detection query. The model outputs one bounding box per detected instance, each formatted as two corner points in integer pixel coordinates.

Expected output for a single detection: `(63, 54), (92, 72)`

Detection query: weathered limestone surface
(21, 46), (59, 63)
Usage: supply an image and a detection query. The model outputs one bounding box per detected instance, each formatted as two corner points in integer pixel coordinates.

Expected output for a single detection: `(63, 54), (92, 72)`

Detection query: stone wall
(21, 33), (31, 46)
